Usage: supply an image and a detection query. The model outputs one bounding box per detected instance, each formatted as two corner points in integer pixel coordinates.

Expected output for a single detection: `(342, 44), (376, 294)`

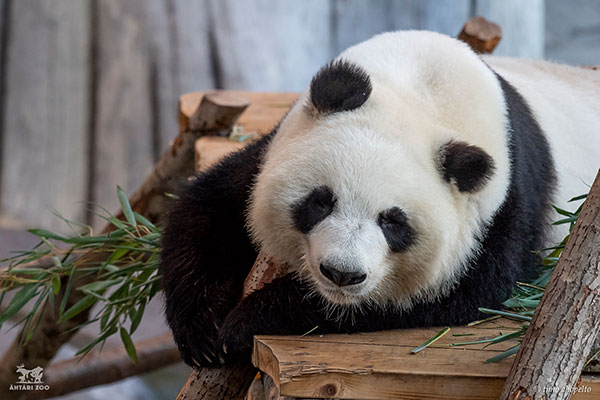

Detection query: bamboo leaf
(120, 327), (137, 364)
(129, 301), (146, 334)
(60, 295), (96, 322)
(117, 186), (136, 226)
(79, 279), (122, 293)
(134, 212), (156, 229)
(51, 275), (61, 295)
(485, 344), (520, 363)
(60, 271), (76, 315)
(27, 229), (68, 241)
(411, 327), (450, 354)
(0, 284), (39, 324)
(569, 193), (587, 202)
(479, 308), (532, 321)
(75, 326), (117, 357)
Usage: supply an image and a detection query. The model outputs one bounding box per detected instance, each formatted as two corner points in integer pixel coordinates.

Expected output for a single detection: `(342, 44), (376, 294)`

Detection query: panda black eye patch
(378, 207), (416, 252)
(292, 186), (336, 234)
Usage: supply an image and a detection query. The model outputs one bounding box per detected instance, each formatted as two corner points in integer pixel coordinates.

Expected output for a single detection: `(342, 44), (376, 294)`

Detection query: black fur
(439, 141), (495, 192)
(161, 132), (274, 367)
(160, 71), (555, 367)
(310, 60), (372, 114)
(292, 186), (336, 234)
(377, 207), (416, 252)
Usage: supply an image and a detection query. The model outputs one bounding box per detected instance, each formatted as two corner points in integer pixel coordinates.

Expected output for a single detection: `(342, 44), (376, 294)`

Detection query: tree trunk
(500, 170), (600, 400)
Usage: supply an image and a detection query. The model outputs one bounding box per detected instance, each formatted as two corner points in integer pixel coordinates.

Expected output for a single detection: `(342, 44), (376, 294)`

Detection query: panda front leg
(216, 274), (329, 363)
(161, 132), (274, 367)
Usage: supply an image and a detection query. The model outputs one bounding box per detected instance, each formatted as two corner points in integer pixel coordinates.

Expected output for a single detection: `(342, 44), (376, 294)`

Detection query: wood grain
(0, 0), (90, 231)
(92, 0), (154, 228)
(253, 320), (600, 400)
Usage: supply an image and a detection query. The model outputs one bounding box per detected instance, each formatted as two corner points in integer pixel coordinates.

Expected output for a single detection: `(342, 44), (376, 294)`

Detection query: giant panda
(161, 31), (600, 367)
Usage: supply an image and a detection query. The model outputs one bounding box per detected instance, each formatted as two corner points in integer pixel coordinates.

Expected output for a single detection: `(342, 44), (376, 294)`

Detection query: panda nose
(319, 264), (367, 287)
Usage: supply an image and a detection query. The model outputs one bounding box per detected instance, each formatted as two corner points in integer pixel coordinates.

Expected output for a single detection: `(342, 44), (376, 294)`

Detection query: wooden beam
(500, 170), (600, 399)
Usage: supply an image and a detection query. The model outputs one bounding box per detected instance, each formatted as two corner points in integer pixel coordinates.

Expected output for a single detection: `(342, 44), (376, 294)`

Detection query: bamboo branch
(500, 170), (600, 400)
(22, 333), (179, 400)
(0, 92), (249, 400)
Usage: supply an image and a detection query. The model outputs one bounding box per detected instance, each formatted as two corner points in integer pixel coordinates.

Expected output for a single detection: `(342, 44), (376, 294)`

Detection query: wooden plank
(545, 0), (600, 65)
(208, 0), (330, 91)
(0, 0), (90, 231)
(331, 0), (418, 54)
(179, 91), (298, 134)
(474, 0), (544, 58)
(253, 320), (600, 400)
(92, 0), (154, 227)
(145, 0), (214, 153)
(421, 0), (470, 36)
(255, 323), (523, 353)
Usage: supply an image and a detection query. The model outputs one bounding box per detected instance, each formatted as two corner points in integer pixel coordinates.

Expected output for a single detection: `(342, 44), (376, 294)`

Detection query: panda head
(248, 31), (511, 308)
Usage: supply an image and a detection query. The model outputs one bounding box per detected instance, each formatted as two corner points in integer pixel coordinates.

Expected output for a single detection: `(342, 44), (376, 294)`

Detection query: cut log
(188, 92), (250, 133)
(109, 92), (249, 227)
(457, 16), (502, 54)
(194, 136), (245, 172)
(500, 170), (600, 400)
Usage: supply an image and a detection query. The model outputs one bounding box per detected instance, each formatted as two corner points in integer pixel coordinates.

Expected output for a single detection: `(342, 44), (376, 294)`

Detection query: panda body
(161, 31), (600, 367)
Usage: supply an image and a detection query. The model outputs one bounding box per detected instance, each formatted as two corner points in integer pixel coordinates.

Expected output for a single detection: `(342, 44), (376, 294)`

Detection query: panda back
(486, 57), (600, 243)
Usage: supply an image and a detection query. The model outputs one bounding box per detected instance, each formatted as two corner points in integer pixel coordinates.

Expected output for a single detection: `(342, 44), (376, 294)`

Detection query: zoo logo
(8, 364), (50, 391)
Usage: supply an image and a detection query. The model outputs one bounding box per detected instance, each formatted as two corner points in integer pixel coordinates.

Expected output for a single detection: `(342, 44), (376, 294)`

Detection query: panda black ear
(309, 59), (372, 115)
(437, 141), (495, 192)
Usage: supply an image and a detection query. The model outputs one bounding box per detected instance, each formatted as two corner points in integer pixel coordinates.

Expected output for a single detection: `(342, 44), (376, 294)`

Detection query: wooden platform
(252, 319), (600, 400)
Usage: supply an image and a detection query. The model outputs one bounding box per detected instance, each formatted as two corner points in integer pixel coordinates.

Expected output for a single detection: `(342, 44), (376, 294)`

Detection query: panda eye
(292, 186), (336, 234)
(377, 207), (416, 252)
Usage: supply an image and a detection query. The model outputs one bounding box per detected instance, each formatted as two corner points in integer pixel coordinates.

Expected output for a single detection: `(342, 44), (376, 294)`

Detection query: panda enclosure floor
(182, 91), (600, 400)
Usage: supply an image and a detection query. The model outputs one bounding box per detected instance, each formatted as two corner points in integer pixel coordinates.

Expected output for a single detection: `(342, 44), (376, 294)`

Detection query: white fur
(484, 56), (600, 241)
(248, 31), (600, 307)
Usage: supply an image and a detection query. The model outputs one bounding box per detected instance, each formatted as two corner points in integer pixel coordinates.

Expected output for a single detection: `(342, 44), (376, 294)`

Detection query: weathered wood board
(91, 0), (155, 227)
(0, 0), (90, 231)
(253, 320), (600, 400)
(0, 0), (557, 234)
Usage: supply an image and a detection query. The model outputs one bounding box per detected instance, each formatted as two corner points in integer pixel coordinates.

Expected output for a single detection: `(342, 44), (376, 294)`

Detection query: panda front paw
(172, 319), (223, 368)
(215, 307), (256, 365)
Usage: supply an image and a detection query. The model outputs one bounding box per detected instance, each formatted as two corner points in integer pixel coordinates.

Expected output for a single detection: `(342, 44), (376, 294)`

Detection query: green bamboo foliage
(0, 187), (162, 362)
